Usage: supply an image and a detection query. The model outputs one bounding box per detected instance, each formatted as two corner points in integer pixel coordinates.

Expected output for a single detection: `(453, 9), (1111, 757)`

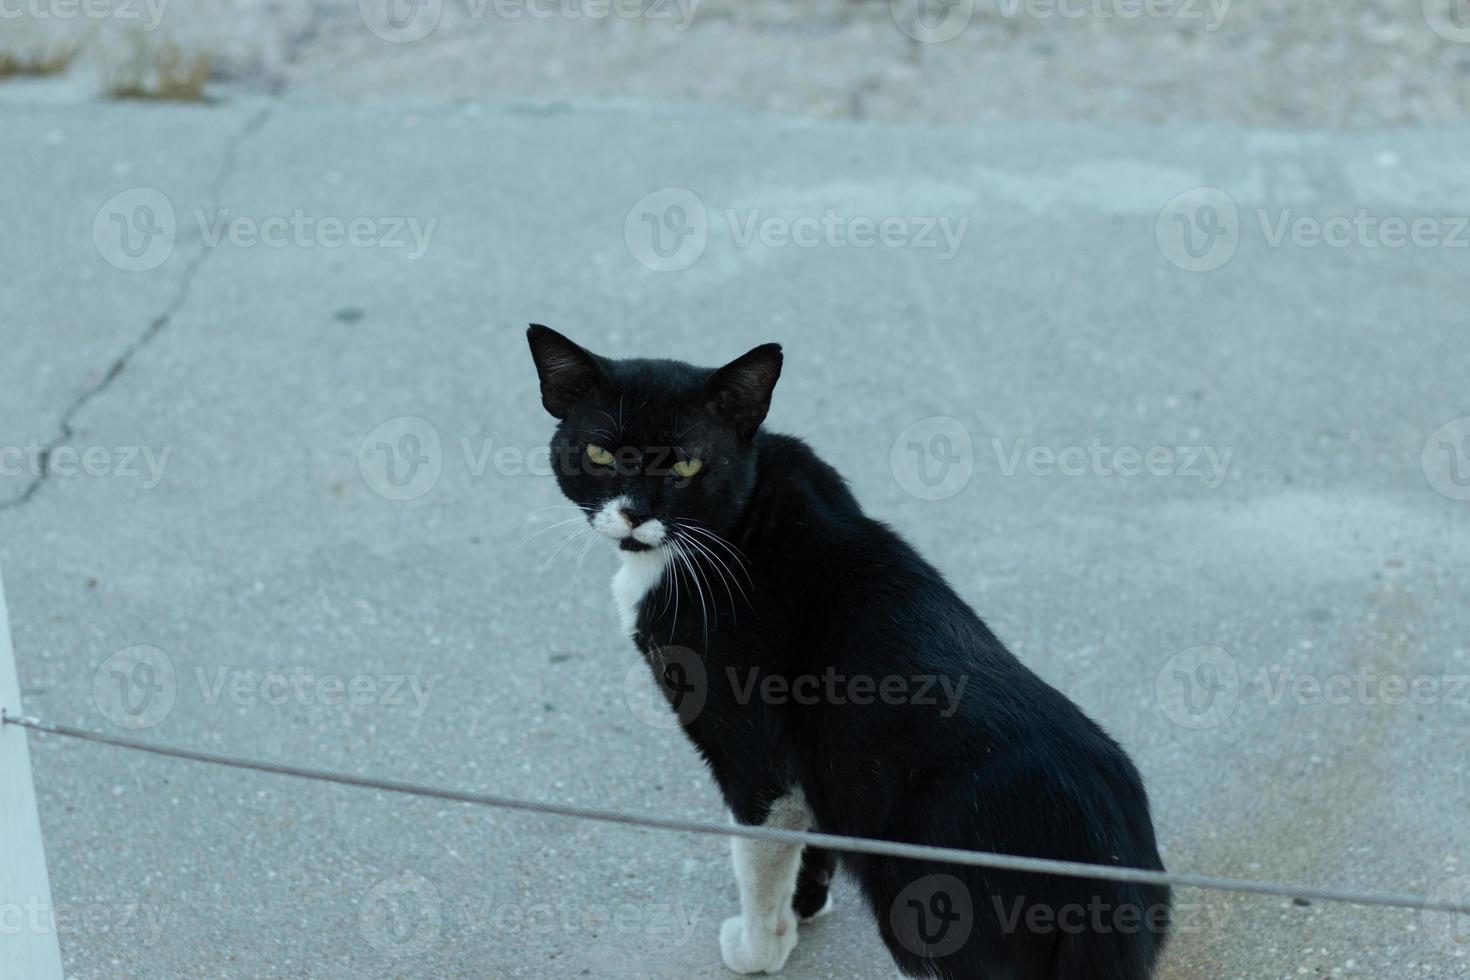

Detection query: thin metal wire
(4, 710), (1467, 917)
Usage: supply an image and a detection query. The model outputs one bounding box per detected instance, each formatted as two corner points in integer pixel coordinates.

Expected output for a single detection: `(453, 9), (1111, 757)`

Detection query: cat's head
(526, 324), (782, 553)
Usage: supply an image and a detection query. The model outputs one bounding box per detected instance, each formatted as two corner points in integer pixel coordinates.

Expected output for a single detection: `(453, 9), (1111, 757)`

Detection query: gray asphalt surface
(2, 90), (1469, 979)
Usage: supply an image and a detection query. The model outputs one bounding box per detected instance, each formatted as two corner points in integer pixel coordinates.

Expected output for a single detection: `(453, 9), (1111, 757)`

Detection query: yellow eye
(586, 444), (614, 466)
(672, 458), (703, 478)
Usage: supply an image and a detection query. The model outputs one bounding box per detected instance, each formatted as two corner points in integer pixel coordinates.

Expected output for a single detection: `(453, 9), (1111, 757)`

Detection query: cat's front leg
(720, 789), (810, 974)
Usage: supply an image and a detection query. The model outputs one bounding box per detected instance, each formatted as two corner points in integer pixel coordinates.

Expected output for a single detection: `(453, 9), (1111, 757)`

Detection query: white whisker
(507, 515), (589, 555)
(677, 529), (745, 627)
(667, 543), (682, 646)
(540, 526), (592, 575)
(567, 531), (599, 597)
(678, 522), (755, 593)
(672, 538), (710, 650)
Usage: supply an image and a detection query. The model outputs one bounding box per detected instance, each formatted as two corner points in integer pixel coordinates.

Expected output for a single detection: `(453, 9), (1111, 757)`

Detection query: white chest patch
(611, 548), (670, 637)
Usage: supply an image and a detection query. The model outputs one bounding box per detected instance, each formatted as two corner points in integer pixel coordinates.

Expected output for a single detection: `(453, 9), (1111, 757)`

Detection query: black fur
(527, 324), (1170, 979)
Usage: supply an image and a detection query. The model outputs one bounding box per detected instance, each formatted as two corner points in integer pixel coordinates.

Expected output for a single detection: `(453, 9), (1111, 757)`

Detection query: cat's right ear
(705, 342), (783, 439)
(527, 324), (604, 419)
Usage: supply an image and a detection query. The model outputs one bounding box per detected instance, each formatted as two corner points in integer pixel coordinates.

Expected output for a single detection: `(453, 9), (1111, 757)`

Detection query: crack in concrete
(0, 104), (274, 514)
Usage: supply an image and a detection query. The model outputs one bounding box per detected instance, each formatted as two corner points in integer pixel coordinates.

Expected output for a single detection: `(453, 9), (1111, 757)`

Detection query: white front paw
(720, 912), (798, 974)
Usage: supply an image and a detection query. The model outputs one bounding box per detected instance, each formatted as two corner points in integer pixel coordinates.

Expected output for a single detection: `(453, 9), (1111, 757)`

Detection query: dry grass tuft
(99, 30), (212, 102)
(0, 41), (79, 80)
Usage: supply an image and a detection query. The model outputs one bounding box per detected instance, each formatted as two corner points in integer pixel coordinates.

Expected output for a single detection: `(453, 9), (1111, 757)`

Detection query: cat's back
(748, 431), (861, 518)
(745, 431), (1073, 718)
(749, 430), (960, 583)
(746, 431), (992, 645)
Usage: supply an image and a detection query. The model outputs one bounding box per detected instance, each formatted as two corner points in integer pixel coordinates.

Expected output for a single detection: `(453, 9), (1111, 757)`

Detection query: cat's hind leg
(720, 789), (810, 974)
(793, 846), (837, 922)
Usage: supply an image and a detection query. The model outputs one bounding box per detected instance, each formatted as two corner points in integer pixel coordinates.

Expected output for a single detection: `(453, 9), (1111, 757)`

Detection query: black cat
(526, 324), (1170, 979)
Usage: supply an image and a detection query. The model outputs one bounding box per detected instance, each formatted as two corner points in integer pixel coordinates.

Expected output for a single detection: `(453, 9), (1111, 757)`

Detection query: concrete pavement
(2, 92), (1469, 978)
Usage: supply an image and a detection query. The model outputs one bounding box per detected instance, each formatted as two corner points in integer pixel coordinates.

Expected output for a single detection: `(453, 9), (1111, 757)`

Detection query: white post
(0, 560), (66, 979)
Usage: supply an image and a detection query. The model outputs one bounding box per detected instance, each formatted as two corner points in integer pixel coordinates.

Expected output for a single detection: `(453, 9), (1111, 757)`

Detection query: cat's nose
(619, 505), (654, 528)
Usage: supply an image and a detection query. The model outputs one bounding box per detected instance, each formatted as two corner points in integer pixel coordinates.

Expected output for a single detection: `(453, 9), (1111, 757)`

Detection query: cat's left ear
(705, 343), (783, 439)
(527, 324), (605, 419)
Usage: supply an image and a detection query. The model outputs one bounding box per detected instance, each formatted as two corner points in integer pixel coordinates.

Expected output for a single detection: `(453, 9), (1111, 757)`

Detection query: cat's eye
(586, 444), (615, 466)
(671, 458), (703, 478)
